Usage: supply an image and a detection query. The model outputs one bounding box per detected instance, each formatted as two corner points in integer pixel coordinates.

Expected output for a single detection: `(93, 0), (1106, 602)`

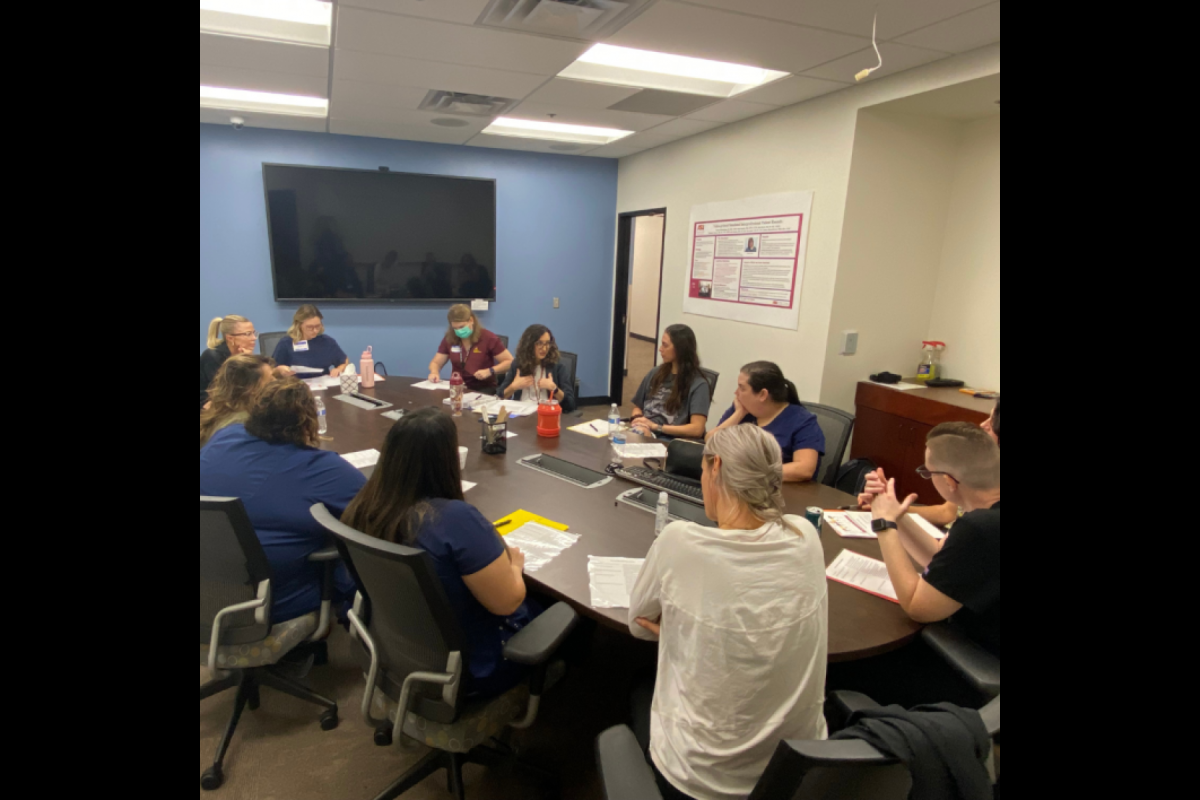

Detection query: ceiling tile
(336, 8), (588, 75)
(329, 118), (480, 145)
(334, 50), (548, 99)
(200, 107), (328, 134)
(338, 0), (493, 25)
(735, 75), (847, 106)
(802, 42), (949, 83)
(506, 101), (675, 132)
(687, 99), (779, 124)
(606, 1), (868, 74)
(895, 3), (1001, 53)
(467, 134), (597, 155)
(522, 79), (642, 110)
(609, 90), (721, 117)
(641, 118), (724, 138)
(200, 32), (329, 78)
(616, 130), (689, 148)
(680, 0), (995, 40)
(200, 64), (328, 98)
(330, 81), (432, 119)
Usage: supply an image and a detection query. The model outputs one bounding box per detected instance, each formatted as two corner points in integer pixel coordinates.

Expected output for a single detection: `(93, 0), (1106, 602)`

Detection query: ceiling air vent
(478, 0), (653, 41)
(419, 91), (517, 118)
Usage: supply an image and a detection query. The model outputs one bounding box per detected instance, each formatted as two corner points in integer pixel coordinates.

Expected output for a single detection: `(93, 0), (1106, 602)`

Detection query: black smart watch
(872, 519), (899, 534)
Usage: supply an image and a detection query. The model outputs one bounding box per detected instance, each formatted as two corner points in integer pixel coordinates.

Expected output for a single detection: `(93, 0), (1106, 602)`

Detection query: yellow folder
(494, 510), (569, 536)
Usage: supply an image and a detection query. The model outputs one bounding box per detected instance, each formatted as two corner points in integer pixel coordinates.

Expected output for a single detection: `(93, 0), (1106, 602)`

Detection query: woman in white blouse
(628, 424), (830, 800)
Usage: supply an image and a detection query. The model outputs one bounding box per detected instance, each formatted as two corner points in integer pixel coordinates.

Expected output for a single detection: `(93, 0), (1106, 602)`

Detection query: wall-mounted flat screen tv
(262, 164), (497, 303)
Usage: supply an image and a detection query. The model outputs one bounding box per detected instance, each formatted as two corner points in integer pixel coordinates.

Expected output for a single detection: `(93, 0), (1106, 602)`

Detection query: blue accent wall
(200, 124), (618, 398)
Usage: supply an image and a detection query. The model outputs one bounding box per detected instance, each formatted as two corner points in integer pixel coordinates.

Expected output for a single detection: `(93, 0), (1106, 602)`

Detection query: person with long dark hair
(630, 325), (711, 440)
(498, 325), (576, 412)
(707, 362), (826, 483)
(342, 409), (540, 700)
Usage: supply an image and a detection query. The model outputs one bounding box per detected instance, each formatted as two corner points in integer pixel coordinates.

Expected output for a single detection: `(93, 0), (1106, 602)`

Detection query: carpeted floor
(200, 623), (657, 800)
(622, 339), (657, 413)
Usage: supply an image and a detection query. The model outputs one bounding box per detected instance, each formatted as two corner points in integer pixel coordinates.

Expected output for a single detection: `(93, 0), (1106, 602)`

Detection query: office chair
(498, 335), (509, 350)
(700, 368), (719, 399)
(597, 692), (1001, 800)
(259, 332), (289, 360)
(200, 498), (340, 792)
(921, 622), (1001, 703)
(311, 504), (580, 800)
(558, 351), (582, 407)
(803, 403), (856, 487)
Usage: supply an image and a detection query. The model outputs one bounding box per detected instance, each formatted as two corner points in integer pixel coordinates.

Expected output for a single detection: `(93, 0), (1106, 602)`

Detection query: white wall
(629, 215), (664, 339)
(819, 110), (962, 414)
(616, 46), (1000, 418)
(928, 116), (1001, 391)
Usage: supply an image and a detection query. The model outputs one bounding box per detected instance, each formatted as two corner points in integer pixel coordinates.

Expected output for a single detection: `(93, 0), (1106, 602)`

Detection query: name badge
(451, 347), (462, 354)
(295, 341), (310, 353)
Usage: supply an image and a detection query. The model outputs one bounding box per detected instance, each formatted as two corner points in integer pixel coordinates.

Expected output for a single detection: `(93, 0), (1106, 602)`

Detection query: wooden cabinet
(850, 382), (995, 506)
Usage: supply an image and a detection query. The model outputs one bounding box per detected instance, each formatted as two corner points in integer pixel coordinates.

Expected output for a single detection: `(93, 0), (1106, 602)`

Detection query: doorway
(611, 209), (667, 409)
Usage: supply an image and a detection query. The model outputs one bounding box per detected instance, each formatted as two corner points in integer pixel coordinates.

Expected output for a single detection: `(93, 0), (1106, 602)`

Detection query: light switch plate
(554, 298), (560, 309)
(842, 331), (859, 356)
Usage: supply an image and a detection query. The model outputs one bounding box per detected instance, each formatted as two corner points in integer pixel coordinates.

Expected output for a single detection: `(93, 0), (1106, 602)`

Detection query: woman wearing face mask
(427, 305), (514, 395)
(498, 325), (577, 412)
(630, 324), (711, 441)
(707, 362), (826, 483)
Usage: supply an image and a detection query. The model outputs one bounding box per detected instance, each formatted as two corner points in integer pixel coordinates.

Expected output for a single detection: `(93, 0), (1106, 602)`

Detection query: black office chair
(498, 335), (509, 350)
(311, 504), (580, 800)
(597, 692), (1001, 800)
(558, 351), (582, 408)
(921, 622), (1001, 703)
(259, 332), (288, 360)
(700, 368), (719, 399)
(200, 498), (340, 792)
(803, 403), (856, 487)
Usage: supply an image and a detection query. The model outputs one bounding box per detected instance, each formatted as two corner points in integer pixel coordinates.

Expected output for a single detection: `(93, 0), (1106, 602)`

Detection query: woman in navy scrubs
(272, 305), (350, 377)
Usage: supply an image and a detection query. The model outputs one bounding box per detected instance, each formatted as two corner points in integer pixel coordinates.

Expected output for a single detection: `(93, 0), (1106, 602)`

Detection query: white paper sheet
(412, 381), (447, 391)
(569, 422), (611, 439)
(619, 444), (669, 460)
(289, 366), (325, 375)
(824, 512), (947, 541)
(588, 557), (646, 610)
(826, 550), (899, 603)
(473, 399), (540, 418)
(462, 481), (477, 493)
(342, 450), (381, 470)
(503, 523), (580, 574)
(886, 382), (928, 391)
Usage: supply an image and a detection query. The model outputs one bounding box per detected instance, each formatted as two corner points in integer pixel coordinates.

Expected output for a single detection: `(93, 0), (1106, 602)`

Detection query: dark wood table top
(318, 378), (922, 662)
(857, 381), (995, 426)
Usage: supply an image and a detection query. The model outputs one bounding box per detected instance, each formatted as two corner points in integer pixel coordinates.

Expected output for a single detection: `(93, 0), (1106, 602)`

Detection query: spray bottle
(916, 342), (946, 384)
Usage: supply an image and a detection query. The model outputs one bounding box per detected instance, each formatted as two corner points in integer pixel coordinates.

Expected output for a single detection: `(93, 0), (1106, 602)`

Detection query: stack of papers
(473, 398), (540, 418)
(824, 512), (947, 541)
(412, 381), (447, 391)
(342, 450), (381, 470)
(826, 550), (899, 603)
(619, 444), (669, 460)
(887, 382), (928, 392)
(588, 557), (646, 610)
(290, 366), (325, 375)
(503, 523), (580, 574)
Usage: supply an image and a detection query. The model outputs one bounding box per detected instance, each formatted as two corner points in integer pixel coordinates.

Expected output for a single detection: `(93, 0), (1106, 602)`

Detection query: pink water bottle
(360, 347), (375, 389)
(449, 372), (465, 417)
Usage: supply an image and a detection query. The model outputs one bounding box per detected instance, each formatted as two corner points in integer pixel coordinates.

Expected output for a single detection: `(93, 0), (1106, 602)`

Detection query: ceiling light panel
(200, 86), (329, 117)
(199, 0), (334, 46)
(559, 44), (789, 98)
(482, 117), (633, 145)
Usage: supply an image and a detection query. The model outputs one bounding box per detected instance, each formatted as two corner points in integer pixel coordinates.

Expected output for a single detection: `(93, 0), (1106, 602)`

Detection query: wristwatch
(872, 519), (899, 533)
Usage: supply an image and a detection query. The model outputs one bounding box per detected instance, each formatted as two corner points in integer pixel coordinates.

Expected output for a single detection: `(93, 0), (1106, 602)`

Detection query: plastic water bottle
(609, 404), (621, 441)
(612, 423), (627, 468)
(315, 395), (328, 436)
(655, 492), (671, 537)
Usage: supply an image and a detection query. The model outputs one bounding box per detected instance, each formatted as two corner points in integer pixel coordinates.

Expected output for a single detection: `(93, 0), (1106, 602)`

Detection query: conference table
(317, 377), (922, 663)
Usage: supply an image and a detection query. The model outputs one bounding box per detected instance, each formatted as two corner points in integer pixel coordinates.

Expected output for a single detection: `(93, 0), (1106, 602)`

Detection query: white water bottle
(609, 404), (621, 441)
(655, 492), (671, 537)
(315, 395), (328, 436)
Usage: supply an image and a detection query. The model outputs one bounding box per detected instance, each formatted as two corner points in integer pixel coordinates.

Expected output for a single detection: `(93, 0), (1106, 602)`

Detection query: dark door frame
(609, 208), (668, 407)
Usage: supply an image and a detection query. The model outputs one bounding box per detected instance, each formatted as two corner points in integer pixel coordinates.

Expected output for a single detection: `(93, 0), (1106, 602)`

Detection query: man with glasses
(870, 422), (1002, 656)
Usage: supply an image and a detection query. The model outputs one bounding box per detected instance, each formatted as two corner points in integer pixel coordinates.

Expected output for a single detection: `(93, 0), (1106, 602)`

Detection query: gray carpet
(200, 623), (657, 800)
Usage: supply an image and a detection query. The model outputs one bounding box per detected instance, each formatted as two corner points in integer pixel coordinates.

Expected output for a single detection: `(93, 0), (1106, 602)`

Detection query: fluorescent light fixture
(200, 86), (329, 118)
(559, 44), (790, 98)
(200, 0), (333, 46)
(482, 117), (633, 146)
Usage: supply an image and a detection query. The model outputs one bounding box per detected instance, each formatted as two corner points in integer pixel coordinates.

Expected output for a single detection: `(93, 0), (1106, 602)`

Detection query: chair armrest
(825, 691), (882, 734)
(921, 622), (1001, 700)
(308, 547), (340, 563)
(307, 547), (340, 641)
(503, 602), (579, 667)
(788, 739), (898, 764)
(596, 726), (663, 800)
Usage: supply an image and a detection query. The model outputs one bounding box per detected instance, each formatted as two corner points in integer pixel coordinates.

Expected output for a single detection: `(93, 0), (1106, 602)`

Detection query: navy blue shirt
(719, 404), (827, 476)
(273, 335), (348, 376)
(199, 425), (366, 623)
(416, 499), (540, 700)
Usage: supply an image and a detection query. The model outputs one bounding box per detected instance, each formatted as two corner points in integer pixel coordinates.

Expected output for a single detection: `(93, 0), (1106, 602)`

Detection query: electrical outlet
(842, 331), (859, 356)
(554, 298), (560, 309)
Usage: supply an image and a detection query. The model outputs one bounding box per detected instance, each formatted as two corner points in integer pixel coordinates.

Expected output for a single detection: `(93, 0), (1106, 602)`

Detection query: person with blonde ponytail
(627, 425), (830, 800)
(200, 316), (290, 409)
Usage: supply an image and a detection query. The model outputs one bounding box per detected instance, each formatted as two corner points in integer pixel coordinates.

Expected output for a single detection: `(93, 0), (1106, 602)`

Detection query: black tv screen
(262, 164), (497, 302)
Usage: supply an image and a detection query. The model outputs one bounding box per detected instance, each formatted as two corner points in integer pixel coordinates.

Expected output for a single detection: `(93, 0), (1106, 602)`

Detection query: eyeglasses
(229, 331), (258, 339)
(536, 341), (552, 349)
(917, 466), (958, 483)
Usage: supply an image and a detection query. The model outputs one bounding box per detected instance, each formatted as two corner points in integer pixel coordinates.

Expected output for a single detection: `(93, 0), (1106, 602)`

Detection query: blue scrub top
(273, 334), (348, 376)
(199, 424), (366, 623)
(719, 404), (827, 475)
(415, 499), (540, 700)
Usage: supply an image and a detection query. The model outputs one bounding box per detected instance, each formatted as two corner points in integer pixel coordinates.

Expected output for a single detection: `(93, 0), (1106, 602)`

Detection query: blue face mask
(455, 326), (473, 339)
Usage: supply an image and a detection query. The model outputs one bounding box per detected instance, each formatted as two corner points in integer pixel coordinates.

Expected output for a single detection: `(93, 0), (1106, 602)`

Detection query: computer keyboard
(615, 466), (705, 504)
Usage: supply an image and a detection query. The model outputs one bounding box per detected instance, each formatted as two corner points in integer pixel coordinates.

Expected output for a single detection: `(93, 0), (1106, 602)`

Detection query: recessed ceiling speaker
(431, 117), (471, 128)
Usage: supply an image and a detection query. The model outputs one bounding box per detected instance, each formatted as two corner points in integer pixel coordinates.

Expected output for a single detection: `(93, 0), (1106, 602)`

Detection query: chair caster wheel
(320, 710), (339, 731)
(374, 725), (393, 747)
(200, 766), (224, 791)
